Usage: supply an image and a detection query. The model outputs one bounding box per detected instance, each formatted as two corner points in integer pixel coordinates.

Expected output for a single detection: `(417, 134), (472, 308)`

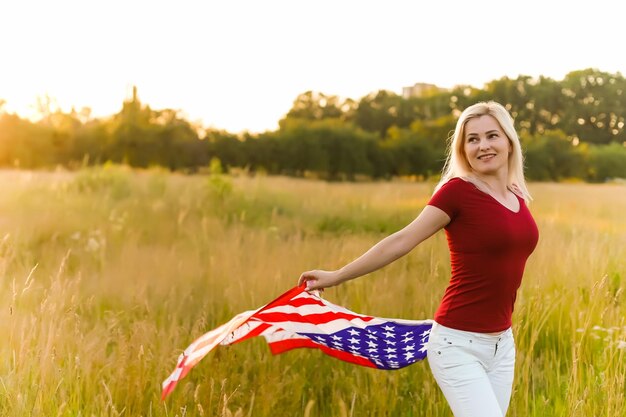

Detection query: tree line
(1, 68), (625, 181)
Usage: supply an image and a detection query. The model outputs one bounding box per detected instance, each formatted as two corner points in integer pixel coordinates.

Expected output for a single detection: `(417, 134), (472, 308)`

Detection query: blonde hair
(434, 101), (531, 203)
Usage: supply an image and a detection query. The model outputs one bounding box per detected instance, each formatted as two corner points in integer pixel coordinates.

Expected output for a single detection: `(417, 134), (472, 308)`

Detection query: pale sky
(1, 0), (624, 133)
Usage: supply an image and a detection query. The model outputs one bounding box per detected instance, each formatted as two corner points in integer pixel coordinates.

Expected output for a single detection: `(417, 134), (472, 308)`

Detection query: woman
(298, 101), (539, 417)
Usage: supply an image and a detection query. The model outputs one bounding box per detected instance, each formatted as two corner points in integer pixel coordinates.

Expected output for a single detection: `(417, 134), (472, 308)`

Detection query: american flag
(162, 285), (433, 400)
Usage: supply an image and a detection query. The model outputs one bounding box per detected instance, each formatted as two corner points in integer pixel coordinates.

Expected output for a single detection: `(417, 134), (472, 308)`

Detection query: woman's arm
(298, 205), (450, 290)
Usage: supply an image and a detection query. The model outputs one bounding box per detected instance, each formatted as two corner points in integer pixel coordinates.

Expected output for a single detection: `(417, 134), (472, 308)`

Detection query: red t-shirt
(427, 177), (539, 332)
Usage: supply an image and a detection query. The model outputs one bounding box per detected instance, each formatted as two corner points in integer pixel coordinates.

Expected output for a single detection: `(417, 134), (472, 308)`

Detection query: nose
(478, 138), (491, 150)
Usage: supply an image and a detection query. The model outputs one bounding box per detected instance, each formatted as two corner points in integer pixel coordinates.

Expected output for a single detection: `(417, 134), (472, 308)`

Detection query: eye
(466, 136), (479, 143)
(488, 133), (500, 139)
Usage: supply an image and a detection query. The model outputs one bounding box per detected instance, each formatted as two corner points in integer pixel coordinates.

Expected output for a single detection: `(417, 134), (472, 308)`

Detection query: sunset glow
(1, 0), (625, 133)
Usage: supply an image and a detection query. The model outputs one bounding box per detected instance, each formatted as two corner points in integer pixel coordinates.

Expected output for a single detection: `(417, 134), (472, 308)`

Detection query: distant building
(402, 83), (443, 98)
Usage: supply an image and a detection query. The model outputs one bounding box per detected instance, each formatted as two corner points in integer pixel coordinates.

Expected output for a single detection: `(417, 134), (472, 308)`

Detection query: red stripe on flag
(162, 381), (176, 400)
(268, 338), (319, 354)
(285, 297), (326, 308)
(255, 285), (306, 313)
(254, 311), (375, 324)
(316, 344), (378, 368)
(267, 339), (378, 368)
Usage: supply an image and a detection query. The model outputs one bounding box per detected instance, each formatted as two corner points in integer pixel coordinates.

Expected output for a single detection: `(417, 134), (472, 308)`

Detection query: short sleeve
(427, 178), (465, 220)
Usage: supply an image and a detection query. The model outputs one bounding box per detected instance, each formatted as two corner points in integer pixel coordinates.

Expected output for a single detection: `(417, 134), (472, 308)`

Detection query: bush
(72, 163), (133, 199)
(586, 143), (626, 182)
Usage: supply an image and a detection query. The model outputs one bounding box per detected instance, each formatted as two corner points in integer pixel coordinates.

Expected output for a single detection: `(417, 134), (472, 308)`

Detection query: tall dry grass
(0, 167), (624, 416)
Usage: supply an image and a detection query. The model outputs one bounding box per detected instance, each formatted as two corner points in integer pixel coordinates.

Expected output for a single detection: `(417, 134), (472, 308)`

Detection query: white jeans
(427, 322), (516, 417)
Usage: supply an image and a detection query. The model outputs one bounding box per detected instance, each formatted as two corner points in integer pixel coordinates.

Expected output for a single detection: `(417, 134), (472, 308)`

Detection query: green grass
(0, 166), (624, 416)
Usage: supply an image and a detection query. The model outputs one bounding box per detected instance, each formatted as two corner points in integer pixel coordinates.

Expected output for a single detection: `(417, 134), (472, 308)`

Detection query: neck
(471, 173), (509, 196)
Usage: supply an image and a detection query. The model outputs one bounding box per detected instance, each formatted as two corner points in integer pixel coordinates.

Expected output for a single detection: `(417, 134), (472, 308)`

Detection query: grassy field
(0, 166), (624, 417)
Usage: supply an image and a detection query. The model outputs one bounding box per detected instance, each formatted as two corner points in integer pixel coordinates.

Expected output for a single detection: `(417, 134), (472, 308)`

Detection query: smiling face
(462, 115), (512, 178)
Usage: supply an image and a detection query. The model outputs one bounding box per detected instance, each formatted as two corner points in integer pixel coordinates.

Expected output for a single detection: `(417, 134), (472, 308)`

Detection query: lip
(477, 153), (496, 160)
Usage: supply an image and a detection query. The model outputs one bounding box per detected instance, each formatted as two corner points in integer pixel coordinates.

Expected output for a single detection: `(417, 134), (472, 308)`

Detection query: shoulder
(436, 177), (474, 194)
(429, 177), (473, 218)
